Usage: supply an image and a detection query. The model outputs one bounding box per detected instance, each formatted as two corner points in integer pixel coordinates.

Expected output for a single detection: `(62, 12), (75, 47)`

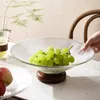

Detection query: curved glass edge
(10, 37), (94, 70)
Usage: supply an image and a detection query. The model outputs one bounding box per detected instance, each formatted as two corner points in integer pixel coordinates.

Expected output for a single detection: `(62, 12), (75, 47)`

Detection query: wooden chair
(69, 9), (100, 43)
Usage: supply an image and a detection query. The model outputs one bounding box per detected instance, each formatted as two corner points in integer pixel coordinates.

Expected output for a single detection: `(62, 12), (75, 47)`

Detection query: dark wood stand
(37, 71), (66, 84)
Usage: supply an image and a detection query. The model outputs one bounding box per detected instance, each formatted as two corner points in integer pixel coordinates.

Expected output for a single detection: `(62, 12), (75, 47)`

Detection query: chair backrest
(69, 9), (100, 43)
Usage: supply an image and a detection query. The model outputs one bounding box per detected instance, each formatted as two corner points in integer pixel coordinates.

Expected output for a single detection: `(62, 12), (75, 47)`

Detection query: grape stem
(68, 45), (73, 50)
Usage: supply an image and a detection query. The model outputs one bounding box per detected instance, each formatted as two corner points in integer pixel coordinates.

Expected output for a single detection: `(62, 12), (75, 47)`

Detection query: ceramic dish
(0, 61), (32, 99)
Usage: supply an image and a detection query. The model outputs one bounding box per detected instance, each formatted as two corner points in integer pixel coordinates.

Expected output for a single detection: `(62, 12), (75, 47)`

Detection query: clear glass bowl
(10, 37), (94, 74)
(0, 62), (32, 99)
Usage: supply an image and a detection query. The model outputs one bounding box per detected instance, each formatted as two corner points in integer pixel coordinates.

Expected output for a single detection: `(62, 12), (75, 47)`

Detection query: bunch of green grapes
(29, 46), (75, 66)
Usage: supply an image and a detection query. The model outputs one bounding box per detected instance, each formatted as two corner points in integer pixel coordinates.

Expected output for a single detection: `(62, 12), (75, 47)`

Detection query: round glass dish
(10, 37), (94, 74)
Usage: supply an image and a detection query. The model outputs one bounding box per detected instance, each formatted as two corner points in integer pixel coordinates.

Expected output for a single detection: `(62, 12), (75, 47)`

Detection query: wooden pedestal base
(37, 71), (66, 84)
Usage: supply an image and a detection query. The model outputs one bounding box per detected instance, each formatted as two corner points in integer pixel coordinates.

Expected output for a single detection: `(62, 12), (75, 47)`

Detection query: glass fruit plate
(0, 61), (32, 99)
(10, 37), (94, 84)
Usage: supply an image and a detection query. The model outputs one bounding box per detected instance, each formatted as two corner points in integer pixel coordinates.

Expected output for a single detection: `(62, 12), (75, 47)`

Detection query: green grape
(47, 46), (54, 51)
(33, 57), (40, 63)
(43, 51), (46, 55)
(47, 50), (54, 58)
(54, 57), (60, 64)
(59, 60), (63, 66)
(63, 54), (68, 59)
(37, 54), (45, 61)
(61, 48), (69, 54)
(48, 59), (54, 66)
(60, 52), (66, 57)
(47, 50), (54, 55)
(29, 45), (75, 66)
(68, 55), (75, 63)
(31, 59), (40, 65)
(33, 53), (38, 57)
(29, 53), (37, 61)
(54, 48), (60, 55)
(45, 54), (52, 60)
(57, 55), (63, 61)
(38, 60), (45, 66)
(31, 61), (38, 65)
(40, 60), (48, 66)
(29, 56), (35, 63)
(63, 57), (69, 65)
(63, 60), (69, 65)
(36, 62), (41, 66)
(42, 60), (48, 66)
(37, 50), (43, 54)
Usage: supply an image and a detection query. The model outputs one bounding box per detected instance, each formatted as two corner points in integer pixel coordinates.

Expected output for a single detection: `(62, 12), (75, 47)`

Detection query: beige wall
(1, 0), (100, 42)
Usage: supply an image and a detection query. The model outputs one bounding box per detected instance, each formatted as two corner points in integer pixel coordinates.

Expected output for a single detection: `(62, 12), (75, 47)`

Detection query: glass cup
(0, 29), (11, 58)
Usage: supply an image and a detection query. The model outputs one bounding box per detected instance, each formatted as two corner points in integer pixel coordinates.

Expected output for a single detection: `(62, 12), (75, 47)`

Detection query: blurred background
(0, 0), (100, 42)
